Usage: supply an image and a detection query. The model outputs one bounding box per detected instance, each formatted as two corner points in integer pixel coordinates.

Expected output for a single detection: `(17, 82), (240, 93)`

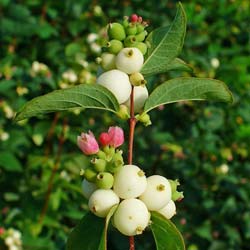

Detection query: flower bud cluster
(96, 14), (150, 115)
(0, 228), (22, 250)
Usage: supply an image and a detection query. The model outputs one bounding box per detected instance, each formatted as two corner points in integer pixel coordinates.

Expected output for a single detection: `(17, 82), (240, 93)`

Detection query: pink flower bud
(130, 14), (138, 23)
(99, 132), (111, 146)
(77, 131), (99, 155)
(0, 227), (5, 235)
(108, 126), (124, 148)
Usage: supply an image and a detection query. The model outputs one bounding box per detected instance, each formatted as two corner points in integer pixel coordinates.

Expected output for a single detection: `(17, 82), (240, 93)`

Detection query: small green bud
(125, 23), (137, 36)
(124, 35), (137, 47)
(129, 72), (147, 86)
(103, 146), (115, 159)
(123, 16), (129, 28)
(108, 22), (126, 41)
(135, 31), (147, 42)
(136, 113), (152, 126)
(116, 104), (130, 120)
(91, 158), (107, 172)
(107, 39), (124, 54)
(100, 53), (116, 71)
(168, 179), (184, 201)
(168, 179), (180, 193)
(96, 172), (114, 189)
(97, 150), (106, 160)
(136, 23), (145, 34)
(84, 167), (97, 182)
(172, 190), (184, 201)
(134, 42), (148, 55)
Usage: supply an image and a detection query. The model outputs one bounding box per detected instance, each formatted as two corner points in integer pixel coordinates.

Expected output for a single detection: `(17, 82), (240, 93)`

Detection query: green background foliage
(0, 1), (249, 250)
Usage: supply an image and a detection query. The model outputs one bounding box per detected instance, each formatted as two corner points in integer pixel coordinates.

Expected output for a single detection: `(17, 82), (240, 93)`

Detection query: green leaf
(14, 84), (120, 122)
(150, 212), (185, 250)
(98, 205), (118, 250)
(165, 58), (193, 73)
(141, 3), (186, 76)
(144, 77), (233, 113)
(66, 212), (105, 250)
(0, 151), (22, 172)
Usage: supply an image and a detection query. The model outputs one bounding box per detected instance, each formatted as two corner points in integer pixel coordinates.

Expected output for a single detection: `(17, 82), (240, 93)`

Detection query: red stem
(128, 86), (136, 250)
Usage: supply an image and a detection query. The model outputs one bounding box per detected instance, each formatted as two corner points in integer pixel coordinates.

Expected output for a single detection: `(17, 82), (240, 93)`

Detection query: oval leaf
(144, 77), (233, 113)
(66, 212), (105, 250)
(151, 212), (185, 250)
(165, 58), (193, 73)
(141, 3), (186, 76)
(14, 84), (120, 122)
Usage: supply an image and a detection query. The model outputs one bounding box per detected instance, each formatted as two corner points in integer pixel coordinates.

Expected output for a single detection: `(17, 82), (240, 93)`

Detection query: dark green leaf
(66, 212), (105, 250)
(14, 84), (120, 122)
(151, 212), (185, 250)
(0, 151), (22, 172)
(165, 58), (193, 73)
(144, 77), (233, 113)
(141, 3), (186, 76)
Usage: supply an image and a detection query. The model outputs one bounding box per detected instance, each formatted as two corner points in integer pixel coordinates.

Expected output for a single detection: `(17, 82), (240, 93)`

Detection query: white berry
(82, 179), (97, 199)
(158, 200), (176, 219)
(124, 85), (148, 113)
(115, 48), (144, 74)
(113, 165), (147, 199)
(88, 189), (119, 218)
(139, 175), (172, 211)
(97, 69), (131, 104)
(113, 198), (150, 236)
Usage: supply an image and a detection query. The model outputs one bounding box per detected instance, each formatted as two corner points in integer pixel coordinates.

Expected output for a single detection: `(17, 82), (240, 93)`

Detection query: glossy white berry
(113, 165), (147, 199)
(82, 179), (97, 199)
(113, 198), (150, 236)
(88, 189), (119, 218)
(97, 69), (131, 104)
(158, 200), (176, 219)
(139, 175), (172, 211)
(124, 85), (148, 113)
(115, 48), (144, 74)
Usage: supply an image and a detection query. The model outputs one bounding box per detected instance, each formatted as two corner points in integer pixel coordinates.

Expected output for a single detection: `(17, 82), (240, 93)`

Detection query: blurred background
(0, 0), (250, 250)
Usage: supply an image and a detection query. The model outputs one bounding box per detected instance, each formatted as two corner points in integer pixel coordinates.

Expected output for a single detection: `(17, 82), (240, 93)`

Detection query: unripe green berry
(113, 164), (147, 199)
(136, 113), (152, 126)
(139, 175), (172, 211)
(96, 172), (114, 189)
(88, 189), (119, 218)
(82, 179), (97, 199)
(108, 23), (126, 41)
(129, 72), (147, 86)
(136, 23), (145, 33)
(122, 16), (129, 28)
(158, 200), (176, 219)
(116, 104), (130, 120)
(97, 69), (132, 104)
(91, 158), (107, 172)
(84, 167), (97, 182)
(107, 39), (124, 54)
(126, 23), (137, 36)
(116, 48), (144, 74)
(124, 35), (137, 47)
(107, 151), (124, 173)
(134, 42), (148, 55)
(99, 53), (116, 71)
(135, 31), (147, 42)
(113, 198), (150, 236)
(97, 150), (107, 160)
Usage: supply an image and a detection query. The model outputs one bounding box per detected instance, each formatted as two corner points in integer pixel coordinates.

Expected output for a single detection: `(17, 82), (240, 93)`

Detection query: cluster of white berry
(1, 228), (22, 250)
(96, 14), (149, 115)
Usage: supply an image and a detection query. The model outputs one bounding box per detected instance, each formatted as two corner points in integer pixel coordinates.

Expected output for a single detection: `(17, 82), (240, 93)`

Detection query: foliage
(0, 1), (250, 250)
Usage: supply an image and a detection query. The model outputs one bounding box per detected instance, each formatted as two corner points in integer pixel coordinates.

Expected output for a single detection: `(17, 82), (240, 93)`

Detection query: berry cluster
(78, 127), (183, 237)
(96, 14), (149, 115)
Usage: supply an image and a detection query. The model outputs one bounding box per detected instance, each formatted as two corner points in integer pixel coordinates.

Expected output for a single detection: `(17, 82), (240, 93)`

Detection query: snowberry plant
(14, 3), (233, 250)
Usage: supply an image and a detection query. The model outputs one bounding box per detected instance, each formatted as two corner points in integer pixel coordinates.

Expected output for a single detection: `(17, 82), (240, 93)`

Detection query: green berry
(134, 42), (148, 55)
(129, 72), (147, 86)
(126, 23), (137, 36)
(96, 172), (114, 189)
(107, 39), (124, 54)
(108, 22), (126, 41)
(124, 35), (137, 47)
(100, 53), (116, 71)
(97, 150), (107, 160)
(136, 23), (145, 34)
(116, 104), (130, 120)
(92, 158), (107, 172)
(136, 113), (152, 126)
(135, 31), (147, 42)
(84, 167), (97, 182)
(122, 16), (129, 28)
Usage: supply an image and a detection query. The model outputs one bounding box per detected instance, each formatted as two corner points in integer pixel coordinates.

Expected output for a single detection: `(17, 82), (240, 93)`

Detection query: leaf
(14, 84), (120, 122)
(98, 205), (118, 250)
(141, 3), (186, 76)
(144, 77), (233, 113)
(0, 151), (22, 172)
(66, 212), (105, 250)
(150, 212), (185, 250)
(165, 58), (193, 73)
